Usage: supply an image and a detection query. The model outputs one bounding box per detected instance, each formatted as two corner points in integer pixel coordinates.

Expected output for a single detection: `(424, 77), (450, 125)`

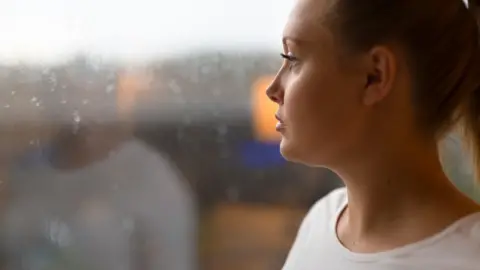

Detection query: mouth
(275, 114), (285, 132)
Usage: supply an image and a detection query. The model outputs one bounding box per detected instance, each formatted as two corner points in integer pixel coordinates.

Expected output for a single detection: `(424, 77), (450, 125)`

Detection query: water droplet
(73, 110), (81, 123)
(30, 97), (38, 103)
(72, 110), (81, 134)
(11, 91), (15, 95)
(35, 102), (41, 107)
(82, 99), (89, 105)
(61, 100), (67, 104)
(50, 88), (55, 92)
(106, 84), (115, 93)
(4, 104), (9, 108)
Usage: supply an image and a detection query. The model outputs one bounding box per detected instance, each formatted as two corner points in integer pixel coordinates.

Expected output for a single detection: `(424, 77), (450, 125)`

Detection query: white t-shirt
(283, 188), (480, 270)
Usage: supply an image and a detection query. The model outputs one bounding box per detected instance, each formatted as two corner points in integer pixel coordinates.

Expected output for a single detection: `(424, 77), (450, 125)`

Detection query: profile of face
(266, 0), (366, 167)
(266, 0), (416, 167)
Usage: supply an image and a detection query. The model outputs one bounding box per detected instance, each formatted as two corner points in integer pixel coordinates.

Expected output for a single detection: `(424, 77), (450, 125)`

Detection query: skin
(267, 0), (480, 253)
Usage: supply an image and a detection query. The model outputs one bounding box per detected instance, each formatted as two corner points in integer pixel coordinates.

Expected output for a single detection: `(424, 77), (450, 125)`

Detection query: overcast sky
(0, 0), (294, 64)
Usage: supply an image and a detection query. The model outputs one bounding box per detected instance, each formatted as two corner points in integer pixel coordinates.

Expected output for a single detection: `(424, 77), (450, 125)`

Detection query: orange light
(251, 76), (280, 142)
(117, 69), (152, 117)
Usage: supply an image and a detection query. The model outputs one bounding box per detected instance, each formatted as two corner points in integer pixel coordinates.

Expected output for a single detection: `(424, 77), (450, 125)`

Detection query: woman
(267, 0), (480, 269)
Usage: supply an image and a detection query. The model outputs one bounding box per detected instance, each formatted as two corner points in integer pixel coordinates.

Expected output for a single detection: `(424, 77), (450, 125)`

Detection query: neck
(332, 135), (478, 242)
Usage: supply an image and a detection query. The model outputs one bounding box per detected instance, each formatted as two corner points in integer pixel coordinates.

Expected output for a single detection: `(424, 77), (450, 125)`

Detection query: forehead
(283, 0), (334, 44)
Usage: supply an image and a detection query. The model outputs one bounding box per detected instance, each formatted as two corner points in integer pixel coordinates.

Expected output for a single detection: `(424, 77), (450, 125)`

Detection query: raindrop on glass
(11, 91), (15, 96)
(106, 84), (115, 93)
(30, 97), (38, 103)
(50, 73), (57, 84)
(73, 110), (81, 123)
(4, 104), (9, 108)
(72, 110), (81, 134)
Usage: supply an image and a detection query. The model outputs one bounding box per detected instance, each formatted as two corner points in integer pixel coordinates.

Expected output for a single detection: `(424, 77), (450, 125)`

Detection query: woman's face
(267, 0), (370, 167)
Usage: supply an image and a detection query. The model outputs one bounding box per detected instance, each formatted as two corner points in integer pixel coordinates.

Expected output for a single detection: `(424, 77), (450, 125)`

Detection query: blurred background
(0, 0), (477, 269)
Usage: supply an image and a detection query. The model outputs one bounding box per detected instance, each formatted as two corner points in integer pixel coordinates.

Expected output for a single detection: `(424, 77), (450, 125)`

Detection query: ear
(362, 46), (397, 106)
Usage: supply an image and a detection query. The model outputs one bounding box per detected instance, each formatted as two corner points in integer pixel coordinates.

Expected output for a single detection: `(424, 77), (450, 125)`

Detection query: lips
(275, 114), (285, 132)
(275, 114), (283, 123)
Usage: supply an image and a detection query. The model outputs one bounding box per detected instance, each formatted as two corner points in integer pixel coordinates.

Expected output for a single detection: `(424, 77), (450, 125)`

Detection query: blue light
(238, 141), (286, 168)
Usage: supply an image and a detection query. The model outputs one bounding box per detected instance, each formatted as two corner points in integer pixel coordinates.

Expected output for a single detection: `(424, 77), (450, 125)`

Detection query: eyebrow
(283, 36), (311, 51)
(282, 36), (302, 45)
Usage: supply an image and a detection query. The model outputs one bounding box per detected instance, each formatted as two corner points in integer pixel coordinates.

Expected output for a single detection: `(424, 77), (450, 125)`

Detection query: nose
(266, 75), (284, 105)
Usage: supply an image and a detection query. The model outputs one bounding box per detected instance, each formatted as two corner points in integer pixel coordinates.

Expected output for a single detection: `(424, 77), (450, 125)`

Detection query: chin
(279, 138), (327, 168)
(279, 138), (305, 163)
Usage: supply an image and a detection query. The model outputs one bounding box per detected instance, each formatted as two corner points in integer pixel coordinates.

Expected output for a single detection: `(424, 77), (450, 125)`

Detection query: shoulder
(305, 187), (347, 225)
(115, 139), (181, 176)
(282, 188), (346, 269)
(448, 212), (480, 253)
(115, 139), (161, 161)
(118, 140), (196, 202)
(312, 187), (347, 212)
(295, 187), (347, 244)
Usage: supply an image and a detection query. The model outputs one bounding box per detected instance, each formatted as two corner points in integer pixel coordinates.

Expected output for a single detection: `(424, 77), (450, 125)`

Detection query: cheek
(284, 69), (362, 151)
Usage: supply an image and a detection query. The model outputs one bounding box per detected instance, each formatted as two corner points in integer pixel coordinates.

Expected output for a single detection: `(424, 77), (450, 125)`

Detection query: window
(0, 1), (475, 270)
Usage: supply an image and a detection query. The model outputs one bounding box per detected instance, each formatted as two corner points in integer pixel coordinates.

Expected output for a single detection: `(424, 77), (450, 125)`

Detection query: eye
(280, 52), (299, 70)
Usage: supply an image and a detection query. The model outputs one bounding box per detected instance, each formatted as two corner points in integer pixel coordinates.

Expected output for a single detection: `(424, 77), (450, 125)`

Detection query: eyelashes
(280, 53), (299, 70)
(280, 53), (298, 62)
